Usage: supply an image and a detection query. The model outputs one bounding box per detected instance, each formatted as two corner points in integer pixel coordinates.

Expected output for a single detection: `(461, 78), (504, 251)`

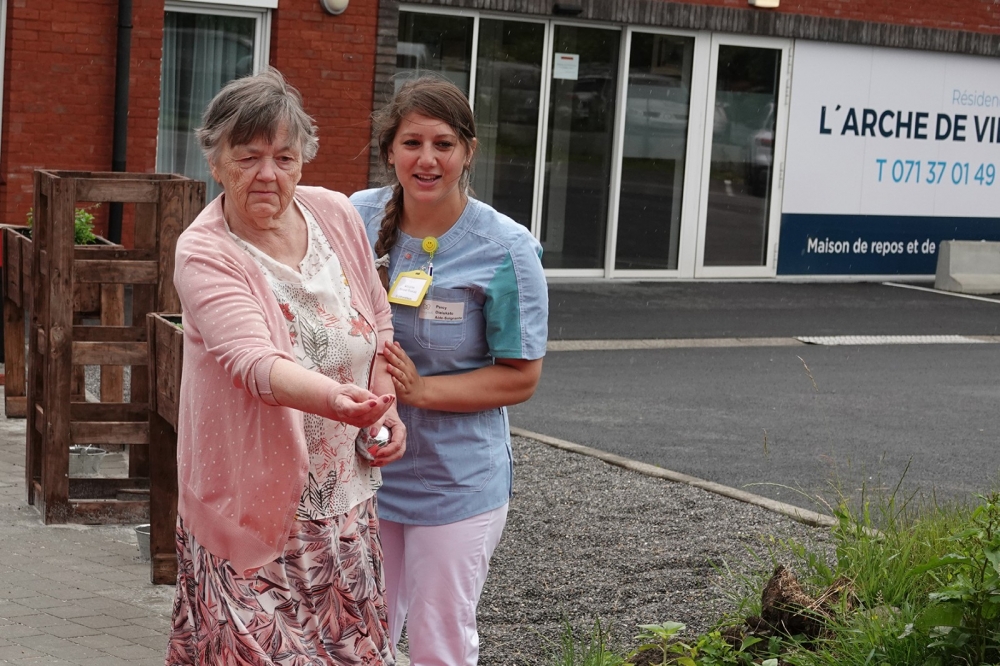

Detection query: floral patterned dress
(165, 204), (394, 666)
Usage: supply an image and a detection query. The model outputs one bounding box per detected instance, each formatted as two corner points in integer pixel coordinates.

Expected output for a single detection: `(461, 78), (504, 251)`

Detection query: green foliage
(26, 205), (98, 245)
(543, 619), (625, 666)
(903, 492), (1000, 665)
(540, 487), (1000, 666)
(629, 622), (778, 666)
(825, 480), (965, 610)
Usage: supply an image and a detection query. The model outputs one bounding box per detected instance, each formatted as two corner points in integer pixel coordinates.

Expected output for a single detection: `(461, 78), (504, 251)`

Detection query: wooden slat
(59, 500), (150, 525)
(3, 228), (25, 307)
(4, 237), (27, 417)
(72, 341), (147, 365)
(5, 396), (27, 418)
(69, 477), (150, 499)
(45, 169), (177, 182)
(150, 314), (183, 427)
(75, 260), (158, 284)
(72, 325), (146, 342)
(98, 282), (124, 405)
(19, 236), (32, 303)
(73, 247), (156, 261)
(73, 283), (101, 314)
(74, 180), (161, 204)
(40, 174), (76, 517)
(152, 554), (178, 585)
(71, 421), (149, 445)
(149, 410), (178, 584)
(71, 401), (149, 421)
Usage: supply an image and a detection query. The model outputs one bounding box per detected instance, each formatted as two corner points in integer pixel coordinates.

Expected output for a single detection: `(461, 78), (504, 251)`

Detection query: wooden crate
(3, 226), (119, 418)
(147, 312), (182, 584)
(26, 170), (204, 524)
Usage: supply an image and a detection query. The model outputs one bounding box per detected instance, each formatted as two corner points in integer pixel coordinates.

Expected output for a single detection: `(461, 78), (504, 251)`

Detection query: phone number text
(875, 159), (996, 186)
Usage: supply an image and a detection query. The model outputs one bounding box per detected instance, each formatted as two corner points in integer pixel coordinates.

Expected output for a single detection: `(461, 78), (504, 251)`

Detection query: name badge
(419, 299), (465, 321)
(387, 270), (432, 306)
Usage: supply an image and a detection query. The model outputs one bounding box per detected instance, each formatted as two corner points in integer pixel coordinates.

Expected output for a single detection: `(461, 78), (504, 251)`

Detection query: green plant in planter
(25, 205), (98, 245)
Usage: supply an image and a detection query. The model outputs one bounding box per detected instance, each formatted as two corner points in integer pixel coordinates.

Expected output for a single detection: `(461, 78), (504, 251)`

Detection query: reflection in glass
(472, 20), (544, 230)
(396, 12), (474, 94)
(703, 46), (780, 266)
(615, 33), (694, 270)
(540, 26), (620, 269)
(158, 12), (255, 201)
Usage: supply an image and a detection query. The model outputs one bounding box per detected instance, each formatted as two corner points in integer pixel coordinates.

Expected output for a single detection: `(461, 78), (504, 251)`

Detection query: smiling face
(388, 112), (475, 213)
(211, 123), (303, 231)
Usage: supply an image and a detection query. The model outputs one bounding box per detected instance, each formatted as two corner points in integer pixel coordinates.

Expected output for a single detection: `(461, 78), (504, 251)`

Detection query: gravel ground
(85, 367), (833, 664)
(472, 436), (834, 664)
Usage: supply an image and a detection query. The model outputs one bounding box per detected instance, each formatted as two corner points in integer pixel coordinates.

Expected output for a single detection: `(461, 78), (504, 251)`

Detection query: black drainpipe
(108, 0), (133, 244)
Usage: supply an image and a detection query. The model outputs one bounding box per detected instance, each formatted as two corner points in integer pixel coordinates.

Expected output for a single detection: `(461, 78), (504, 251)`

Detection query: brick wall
(271, 0), (380, 195)
(0, 0), (163, 246)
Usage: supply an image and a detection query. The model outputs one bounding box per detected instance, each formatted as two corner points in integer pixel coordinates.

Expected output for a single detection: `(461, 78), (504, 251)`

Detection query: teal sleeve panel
(484, 243), (547, 360)
(484, 252), (522, 357)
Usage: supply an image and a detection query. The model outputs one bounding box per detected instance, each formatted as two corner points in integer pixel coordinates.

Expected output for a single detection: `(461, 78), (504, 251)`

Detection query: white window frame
(163, 1), (272, 70)
(171, 0), (277, 9)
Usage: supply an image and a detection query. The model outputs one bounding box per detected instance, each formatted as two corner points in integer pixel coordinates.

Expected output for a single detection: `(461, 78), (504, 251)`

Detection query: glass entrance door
(695, 37), (789, 277)
(538, 25), (620, 270)
(613, 31), (696, 272)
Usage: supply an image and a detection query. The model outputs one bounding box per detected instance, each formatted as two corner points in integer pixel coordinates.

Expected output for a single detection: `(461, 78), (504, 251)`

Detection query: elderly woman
(165, 67), (404, 666)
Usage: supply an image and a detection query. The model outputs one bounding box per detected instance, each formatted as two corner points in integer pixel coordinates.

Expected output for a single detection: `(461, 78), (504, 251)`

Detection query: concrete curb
(510, 427), (838, 529)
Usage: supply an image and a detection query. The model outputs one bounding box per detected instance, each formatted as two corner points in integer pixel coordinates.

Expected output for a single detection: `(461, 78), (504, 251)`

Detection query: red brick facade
(0, 0), (996, 252)
(270, 0), (379, 193)
(0, 0), (380, 248)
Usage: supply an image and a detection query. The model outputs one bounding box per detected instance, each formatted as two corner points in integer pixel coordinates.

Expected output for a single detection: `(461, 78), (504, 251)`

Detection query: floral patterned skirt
(165, 497), (394, 666)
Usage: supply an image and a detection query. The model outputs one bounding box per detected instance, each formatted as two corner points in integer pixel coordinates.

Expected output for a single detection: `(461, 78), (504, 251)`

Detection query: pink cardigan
(173, 186), (393, 575)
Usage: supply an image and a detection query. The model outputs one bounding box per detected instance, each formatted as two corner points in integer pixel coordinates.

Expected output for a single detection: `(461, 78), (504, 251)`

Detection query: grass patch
(544, 489), (1000, 665)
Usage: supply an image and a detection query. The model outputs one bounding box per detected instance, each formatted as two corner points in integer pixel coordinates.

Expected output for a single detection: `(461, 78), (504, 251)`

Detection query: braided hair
(371, 76), (477, 289)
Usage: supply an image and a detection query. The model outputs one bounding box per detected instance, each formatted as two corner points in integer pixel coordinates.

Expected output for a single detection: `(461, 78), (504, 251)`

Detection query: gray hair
(197, 67), (319, 165)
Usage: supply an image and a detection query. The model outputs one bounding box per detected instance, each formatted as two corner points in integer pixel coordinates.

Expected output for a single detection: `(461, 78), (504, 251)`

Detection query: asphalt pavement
(511, 280), (1000, 514)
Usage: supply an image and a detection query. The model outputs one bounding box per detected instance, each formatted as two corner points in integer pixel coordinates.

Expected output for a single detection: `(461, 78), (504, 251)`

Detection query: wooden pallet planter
(3, 226), (119, 418)
(26, 170), (204, 525)
(147, 312), (182, 584)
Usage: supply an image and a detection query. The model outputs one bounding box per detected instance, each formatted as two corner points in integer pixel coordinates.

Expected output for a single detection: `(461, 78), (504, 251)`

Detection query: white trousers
(380, 504), (509, 666)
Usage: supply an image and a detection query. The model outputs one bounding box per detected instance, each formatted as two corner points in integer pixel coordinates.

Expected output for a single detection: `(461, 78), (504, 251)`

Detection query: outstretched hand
(382, 341), (425, 407)
(326, 383), (396, 429)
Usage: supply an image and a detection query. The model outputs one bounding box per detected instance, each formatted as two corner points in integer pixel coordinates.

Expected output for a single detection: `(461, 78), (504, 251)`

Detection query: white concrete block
(934, 240), (1000, 295)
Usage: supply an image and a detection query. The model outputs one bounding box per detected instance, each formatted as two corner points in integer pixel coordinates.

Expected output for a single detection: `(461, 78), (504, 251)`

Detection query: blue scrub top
(350, 187), (548, 525)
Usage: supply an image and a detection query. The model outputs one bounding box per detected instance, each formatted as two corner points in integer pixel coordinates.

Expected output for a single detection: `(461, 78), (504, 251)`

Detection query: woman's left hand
(383, 341), (425, 407)
(366, 413), (406, 467)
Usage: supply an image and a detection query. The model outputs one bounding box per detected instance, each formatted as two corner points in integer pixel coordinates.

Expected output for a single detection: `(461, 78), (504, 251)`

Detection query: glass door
(538, 24), (620, 271)
(612, 31), (697, 273)
(695, 36), (790, 277)
(472, 18), (545, 229)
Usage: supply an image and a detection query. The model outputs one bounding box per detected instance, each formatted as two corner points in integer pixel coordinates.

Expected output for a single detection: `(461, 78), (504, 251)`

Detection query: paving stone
(72, 656), (134, 666)
(69, 633), (132, 649)
(0, 624), (44, 639)
(14, 614), (72, 629)
(103, 624), (162, 640)
(41, 622), (101, 639)
(103, 642), (163, 660)
(0, 643), (46, 660)
(71, 614), (131, 630)
(11, 632), (104, 660)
